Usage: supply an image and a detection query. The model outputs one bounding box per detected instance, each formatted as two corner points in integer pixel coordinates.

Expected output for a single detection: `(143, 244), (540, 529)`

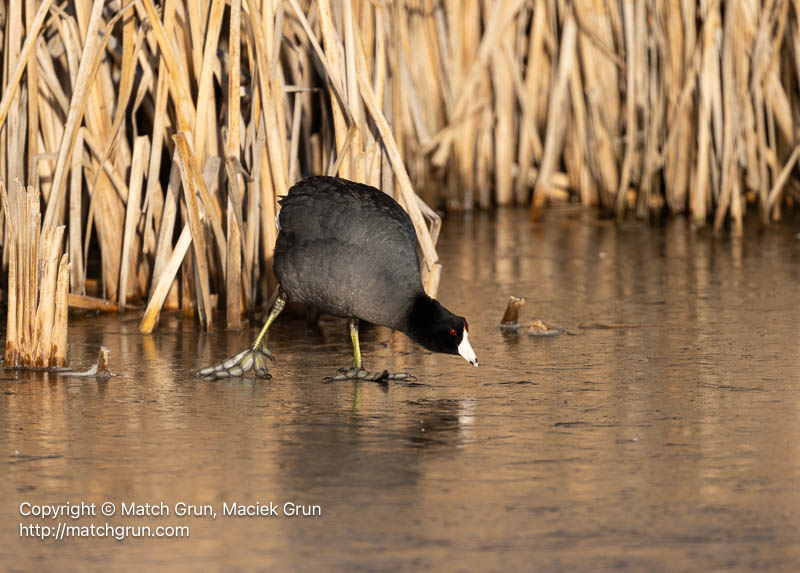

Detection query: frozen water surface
(3, 207), (800, 571)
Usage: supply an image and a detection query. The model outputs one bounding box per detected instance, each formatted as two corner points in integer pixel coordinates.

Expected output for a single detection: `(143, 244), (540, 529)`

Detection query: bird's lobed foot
(195, 346), (276, 380)
(324, 366), (416, 383)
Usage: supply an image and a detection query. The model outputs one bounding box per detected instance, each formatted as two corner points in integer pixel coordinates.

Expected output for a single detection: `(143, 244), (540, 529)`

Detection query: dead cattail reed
(2, 0), (800, 342)
(1, 180), (70, 368)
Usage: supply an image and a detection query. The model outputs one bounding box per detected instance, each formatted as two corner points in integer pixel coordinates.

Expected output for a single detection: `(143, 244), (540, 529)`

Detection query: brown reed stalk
(172, 132), (212, 329)
(531, 9), (577, 218)
(225, 0), (244, 329)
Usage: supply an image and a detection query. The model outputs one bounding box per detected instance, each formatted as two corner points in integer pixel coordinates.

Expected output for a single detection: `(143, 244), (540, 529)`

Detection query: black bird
(197, 176), (477, 382)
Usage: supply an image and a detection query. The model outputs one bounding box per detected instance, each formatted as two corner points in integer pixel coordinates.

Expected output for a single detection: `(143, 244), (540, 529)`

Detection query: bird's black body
(275, 176), (424, 332)
(196, 176), (476, 382)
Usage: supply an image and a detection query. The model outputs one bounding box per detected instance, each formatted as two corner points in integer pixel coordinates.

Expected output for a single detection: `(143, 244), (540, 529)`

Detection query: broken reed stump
(499, 296), (563, 336)
(1, 180), (70, 369)
(499, 296), (526, 332)
(95, 346), (110, 375)
(60, 346), (112, 378)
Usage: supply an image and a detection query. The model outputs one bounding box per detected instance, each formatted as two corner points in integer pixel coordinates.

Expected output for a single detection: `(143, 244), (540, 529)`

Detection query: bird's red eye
(449, 328), (457, 336)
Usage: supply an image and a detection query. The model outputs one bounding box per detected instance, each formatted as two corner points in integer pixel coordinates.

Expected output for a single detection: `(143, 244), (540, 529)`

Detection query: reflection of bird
(198, 176), (477, 381)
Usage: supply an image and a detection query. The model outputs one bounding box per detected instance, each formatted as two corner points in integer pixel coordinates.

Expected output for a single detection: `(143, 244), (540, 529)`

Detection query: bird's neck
(404, 293), (440, 345)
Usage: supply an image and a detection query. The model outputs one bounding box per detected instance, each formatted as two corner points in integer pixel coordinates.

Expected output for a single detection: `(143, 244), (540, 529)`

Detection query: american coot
(197, 176), (477, 382)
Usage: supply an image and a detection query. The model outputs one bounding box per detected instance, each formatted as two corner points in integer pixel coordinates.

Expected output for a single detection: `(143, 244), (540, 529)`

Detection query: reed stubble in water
(0, 181), (69, 368)
(0, 1), (798, 336)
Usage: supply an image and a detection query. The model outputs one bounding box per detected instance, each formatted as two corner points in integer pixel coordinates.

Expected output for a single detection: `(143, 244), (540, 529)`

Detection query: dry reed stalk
(172, 132), (213, 329)
(573, 0), (619, 208)
(141, 0), (177, 264)
(614, 0), (638, 221)
(226, 0), (244, 329)
(33, 225), (65, 366)
(23, 0), (39, 188)
(118, 136), (149, 310)
(139, 157), (218, 333)
(51, 254), (69, 366)
(68, 293), (118, 312)
(662, 1), (690, 212)
(69, 129), (84, 294)
(692, 3), (720, 225)
(139, 0), (195, 130)
(565, 51), (594, 207)
(638, 11), (665, 218)
(193, 0), (225, 159)
(714, 0), (745, 234)
(343, 0), (365, 183)
(147, 157), (180, 307)
(317, 0), (351, 180)
(491, 1), (516, 206)
(515, 0), (547, 205)
(0, 9), (5, 236)
(1, 181), (17, 365)
(247, 0), (287, 300)
(140, 225), (192, 333)
(444, 0), (477, 203)
(531, 10), (577, 219)
(246, 0), (288, 195)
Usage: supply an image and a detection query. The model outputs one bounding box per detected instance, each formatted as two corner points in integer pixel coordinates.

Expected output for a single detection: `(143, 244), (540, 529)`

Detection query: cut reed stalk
(500, 296), (526, 328)
(1, 181), (70, 369)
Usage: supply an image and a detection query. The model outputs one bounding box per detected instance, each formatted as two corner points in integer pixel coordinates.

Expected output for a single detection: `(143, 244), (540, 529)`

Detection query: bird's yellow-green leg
(325, 318), (416, 382)
(351, 318), (362, 369)
(196, 295), (286, 380)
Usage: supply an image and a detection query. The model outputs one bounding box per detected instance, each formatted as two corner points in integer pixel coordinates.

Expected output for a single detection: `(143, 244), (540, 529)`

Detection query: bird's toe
(195, 346), (275, 380)
(324, 366), (411, 384)
(252, 351), (273, 379)
(260, 347), (277, 364)
(386, 372), (416, 381)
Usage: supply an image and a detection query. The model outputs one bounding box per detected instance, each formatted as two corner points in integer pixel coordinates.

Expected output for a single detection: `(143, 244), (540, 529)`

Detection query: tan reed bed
(410, 0), (800, 230)
(0, 1), (798, 340)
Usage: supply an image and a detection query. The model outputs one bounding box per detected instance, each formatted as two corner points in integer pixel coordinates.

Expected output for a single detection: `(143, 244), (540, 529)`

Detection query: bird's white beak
(458, 330), (478, 367)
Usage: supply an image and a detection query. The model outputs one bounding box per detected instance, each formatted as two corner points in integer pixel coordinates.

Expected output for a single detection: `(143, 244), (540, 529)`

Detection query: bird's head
(406, 295), (478, 366)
